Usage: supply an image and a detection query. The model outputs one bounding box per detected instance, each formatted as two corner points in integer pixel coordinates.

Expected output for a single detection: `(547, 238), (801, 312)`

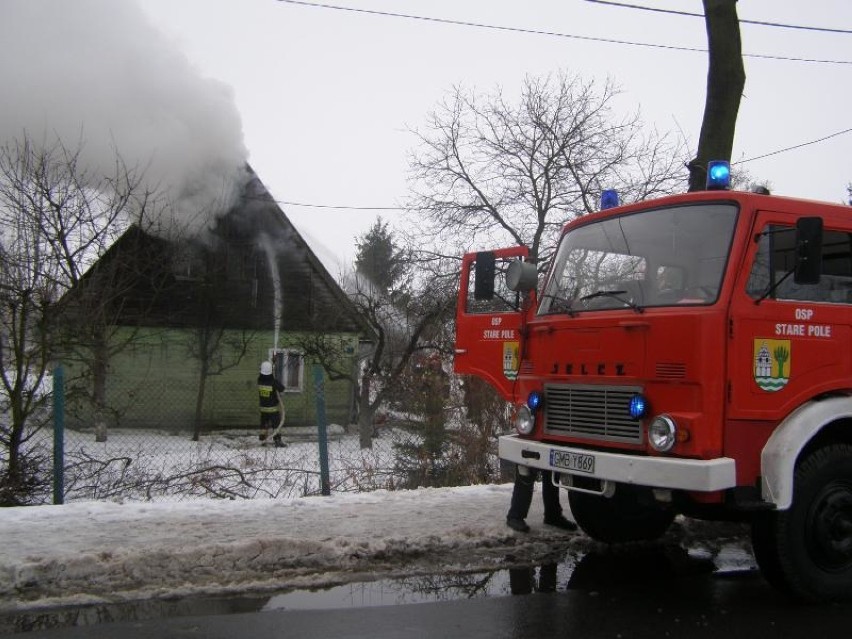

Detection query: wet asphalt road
(9, 546), (852, 639)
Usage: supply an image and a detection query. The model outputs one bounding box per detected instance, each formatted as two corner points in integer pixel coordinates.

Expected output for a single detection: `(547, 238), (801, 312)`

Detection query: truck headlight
(648, 415), (677, 452)
(514, 405), (535, 435)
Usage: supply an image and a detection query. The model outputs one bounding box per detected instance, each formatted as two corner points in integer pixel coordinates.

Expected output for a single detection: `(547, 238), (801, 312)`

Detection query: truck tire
(750, 443), (852, 601)
(568, 483), (674, 543)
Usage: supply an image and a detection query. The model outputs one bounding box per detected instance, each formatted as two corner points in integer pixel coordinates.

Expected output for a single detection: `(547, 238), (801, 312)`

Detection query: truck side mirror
(473, 252), (496, 300)
(506, 260), (538, 293)
(794, 217), (823, 285)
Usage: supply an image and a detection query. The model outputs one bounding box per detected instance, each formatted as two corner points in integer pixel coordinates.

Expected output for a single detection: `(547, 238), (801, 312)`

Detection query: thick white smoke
(0, 0), (249, 236)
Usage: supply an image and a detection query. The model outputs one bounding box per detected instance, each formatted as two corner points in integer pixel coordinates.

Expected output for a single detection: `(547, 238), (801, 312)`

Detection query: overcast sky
(3, 1), (850, 274)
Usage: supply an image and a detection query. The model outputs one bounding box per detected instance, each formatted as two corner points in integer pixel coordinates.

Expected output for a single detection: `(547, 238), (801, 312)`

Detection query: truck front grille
(543, 384), (643, 444)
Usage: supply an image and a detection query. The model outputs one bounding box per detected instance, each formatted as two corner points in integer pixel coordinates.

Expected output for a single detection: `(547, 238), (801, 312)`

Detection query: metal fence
(54, 424), (407, 502)
(16, 366), (505, 505)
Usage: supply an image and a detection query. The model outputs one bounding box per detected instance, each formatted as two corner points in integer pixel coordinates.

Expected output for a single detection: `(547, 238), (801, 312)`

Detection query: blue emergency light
(706, 161), (731, 190)
(600, 189), (620, 210)
(527, 390), (543, 413)
(628, 394), (648, 420)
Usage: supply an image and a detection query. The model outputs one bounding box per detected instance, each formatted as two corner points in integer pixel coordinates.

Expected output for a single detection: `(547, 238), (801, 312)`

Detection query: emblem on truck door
(754, 338), (791, 392)
(503, 341), (519, 380)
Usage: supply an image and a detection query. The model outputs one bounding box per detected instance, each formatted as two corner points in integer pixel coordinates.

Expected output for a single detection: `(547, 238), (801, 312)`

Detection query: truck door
(454, 247), (529, 401)
(728, 208), (852, 420)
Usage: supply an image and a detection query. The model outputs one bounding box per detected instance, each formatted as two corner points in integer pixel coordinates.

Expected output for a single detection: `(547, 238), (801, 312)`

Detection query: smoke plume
(0, 0), (249, 236)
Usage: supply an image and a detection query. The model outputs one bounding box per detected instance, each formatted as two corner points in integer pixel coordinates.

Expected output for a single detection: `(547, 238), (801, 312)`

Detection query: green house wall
(65, 327), (359, 432)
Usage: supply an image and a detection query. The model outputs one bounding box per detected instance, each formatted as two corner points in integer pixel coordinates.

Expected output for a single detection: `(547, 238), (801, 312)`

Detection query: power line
(279, 199), (403, 211)
(277, 128), (852, 210)
(277, 0), (852, 65)
(735, 126), (852, 165)
(585, 0), (852, 35)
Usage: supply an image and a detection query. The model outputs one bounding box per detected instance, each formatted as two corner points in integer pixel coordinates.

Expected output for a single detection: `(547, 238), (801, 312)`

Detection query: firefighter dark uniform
(258, 361), (286, 446)
(506, 467), (577, 532)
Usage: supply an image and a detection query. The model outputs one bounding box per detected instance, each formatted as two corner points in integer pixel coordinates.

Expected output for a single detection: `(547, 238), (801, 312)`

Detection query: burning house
(59, 167), (374, 433)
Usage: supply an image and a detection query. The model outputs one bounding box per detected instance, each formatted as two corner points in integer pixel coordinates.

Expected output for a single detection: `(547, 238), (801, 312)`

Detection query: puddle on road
(261, 541), (757, 612)
(1, 540), (757, 635)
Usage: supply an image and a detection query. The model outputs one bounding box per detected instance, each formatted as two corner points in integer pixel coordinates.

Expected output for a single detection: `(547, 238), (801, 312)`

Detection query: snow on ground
(0, 483), (585, 612)
(56, 426), (412, 501)
(2, 428), (755, 617)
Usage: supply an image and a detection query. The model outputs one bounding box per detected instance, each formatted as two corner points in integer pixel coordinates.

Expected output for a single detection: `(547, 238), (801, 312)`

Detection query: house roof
(64, 166), (375, 340)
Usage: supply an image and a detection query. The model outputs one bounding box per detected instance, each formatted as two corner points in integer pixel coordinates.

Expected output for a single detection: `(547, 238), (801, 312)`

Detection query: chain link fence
(54, 425), (408, 501)
(5, 367), (507, 505)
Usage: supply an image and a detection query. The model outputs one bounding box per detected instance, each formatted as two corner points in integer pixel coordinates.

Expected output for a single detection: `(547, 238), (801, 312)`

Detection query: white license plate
(550, 449), (595, 474)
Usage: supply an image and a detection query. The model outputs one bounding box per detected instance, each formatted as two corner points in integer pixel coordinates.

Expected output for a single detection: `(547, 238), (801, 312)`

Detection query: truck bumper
(499, 435), (737, 492)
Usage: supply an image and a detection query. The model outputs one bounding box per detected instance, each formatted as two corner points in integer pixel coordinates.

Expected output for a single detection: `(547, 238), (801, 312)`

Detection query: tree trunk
(3, 385), (26, 505)
(93, 331), (109, 442)
(192, 376), (207, 442)
(192, 349), (209, 442)
(358, 372), (374, 449)
(3, 300), (31, 503)
(688, 0), (746, 192)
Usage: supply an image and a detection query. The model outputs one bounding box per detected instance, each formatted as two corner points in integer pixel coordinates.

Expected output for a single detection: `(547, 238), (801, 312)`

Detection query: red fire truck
(455, 165), (852, 601)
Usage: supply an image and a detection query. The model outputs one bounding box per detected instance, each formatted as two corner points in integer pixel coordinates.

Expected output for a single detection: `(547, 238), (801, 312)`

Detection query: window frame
(746, 222), (852, 305)
(271, 349), (305, 393)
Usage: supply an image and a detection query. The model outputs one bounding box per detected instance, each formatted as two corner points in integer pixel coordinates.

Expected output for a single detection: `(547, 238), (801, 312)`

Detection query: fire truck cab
(455, 179), (852, 601)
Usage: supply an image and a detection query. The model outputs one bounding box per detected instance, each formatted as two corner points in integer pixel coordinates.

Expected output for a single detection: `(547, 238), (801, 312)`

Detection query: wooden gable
(67, 167), (372, 337)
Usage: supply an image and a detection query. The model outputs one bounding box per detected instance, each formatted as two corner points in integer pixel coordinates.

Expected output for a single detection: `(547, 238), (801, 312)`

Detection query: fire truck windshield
(538, 202), (739, 314)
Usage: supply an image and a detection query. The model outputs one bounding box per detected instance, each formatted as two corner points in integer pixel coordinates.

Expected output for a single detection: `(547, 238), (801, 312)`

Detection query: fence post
(312, 365), (331, 496)
(52, 365), (65, 505)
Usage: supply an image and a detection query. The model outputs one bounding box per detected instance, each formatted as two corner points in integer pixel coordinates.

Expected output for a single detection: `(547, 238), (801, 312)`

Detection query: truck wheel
(750, 443), (852, 601)
(568, 483), (674, 543)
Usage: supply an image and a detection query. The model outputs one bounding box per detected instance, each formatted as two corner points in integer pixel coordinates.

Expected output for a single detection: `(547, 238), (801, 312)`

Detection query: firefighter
(258, 361), (287, 447)
(506, 466), (577, 533)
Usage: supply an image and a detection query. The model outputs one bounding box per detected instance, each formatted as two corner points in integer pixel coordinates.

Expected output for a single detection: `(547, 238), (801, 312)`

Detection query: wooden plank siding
(63, 327), (359, 430)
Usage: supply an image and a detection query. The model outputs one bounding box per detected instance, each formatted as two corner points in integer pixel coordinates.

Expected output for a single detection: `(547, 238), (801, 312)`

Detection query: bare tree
(184, 282), (253, 442)
(406, 71), (686, 269)
(0, 134), (153, 504)
(57, 221), (184, 443)
(300, 268), (454, 450)
(401, 72), (686, 478)
(294, 220), (454, 450)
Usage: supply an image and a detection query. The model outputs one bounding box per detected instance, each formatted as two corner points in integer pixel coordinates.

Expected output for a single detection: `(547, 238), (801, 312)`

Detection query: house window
(272, 349), (304, 392)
